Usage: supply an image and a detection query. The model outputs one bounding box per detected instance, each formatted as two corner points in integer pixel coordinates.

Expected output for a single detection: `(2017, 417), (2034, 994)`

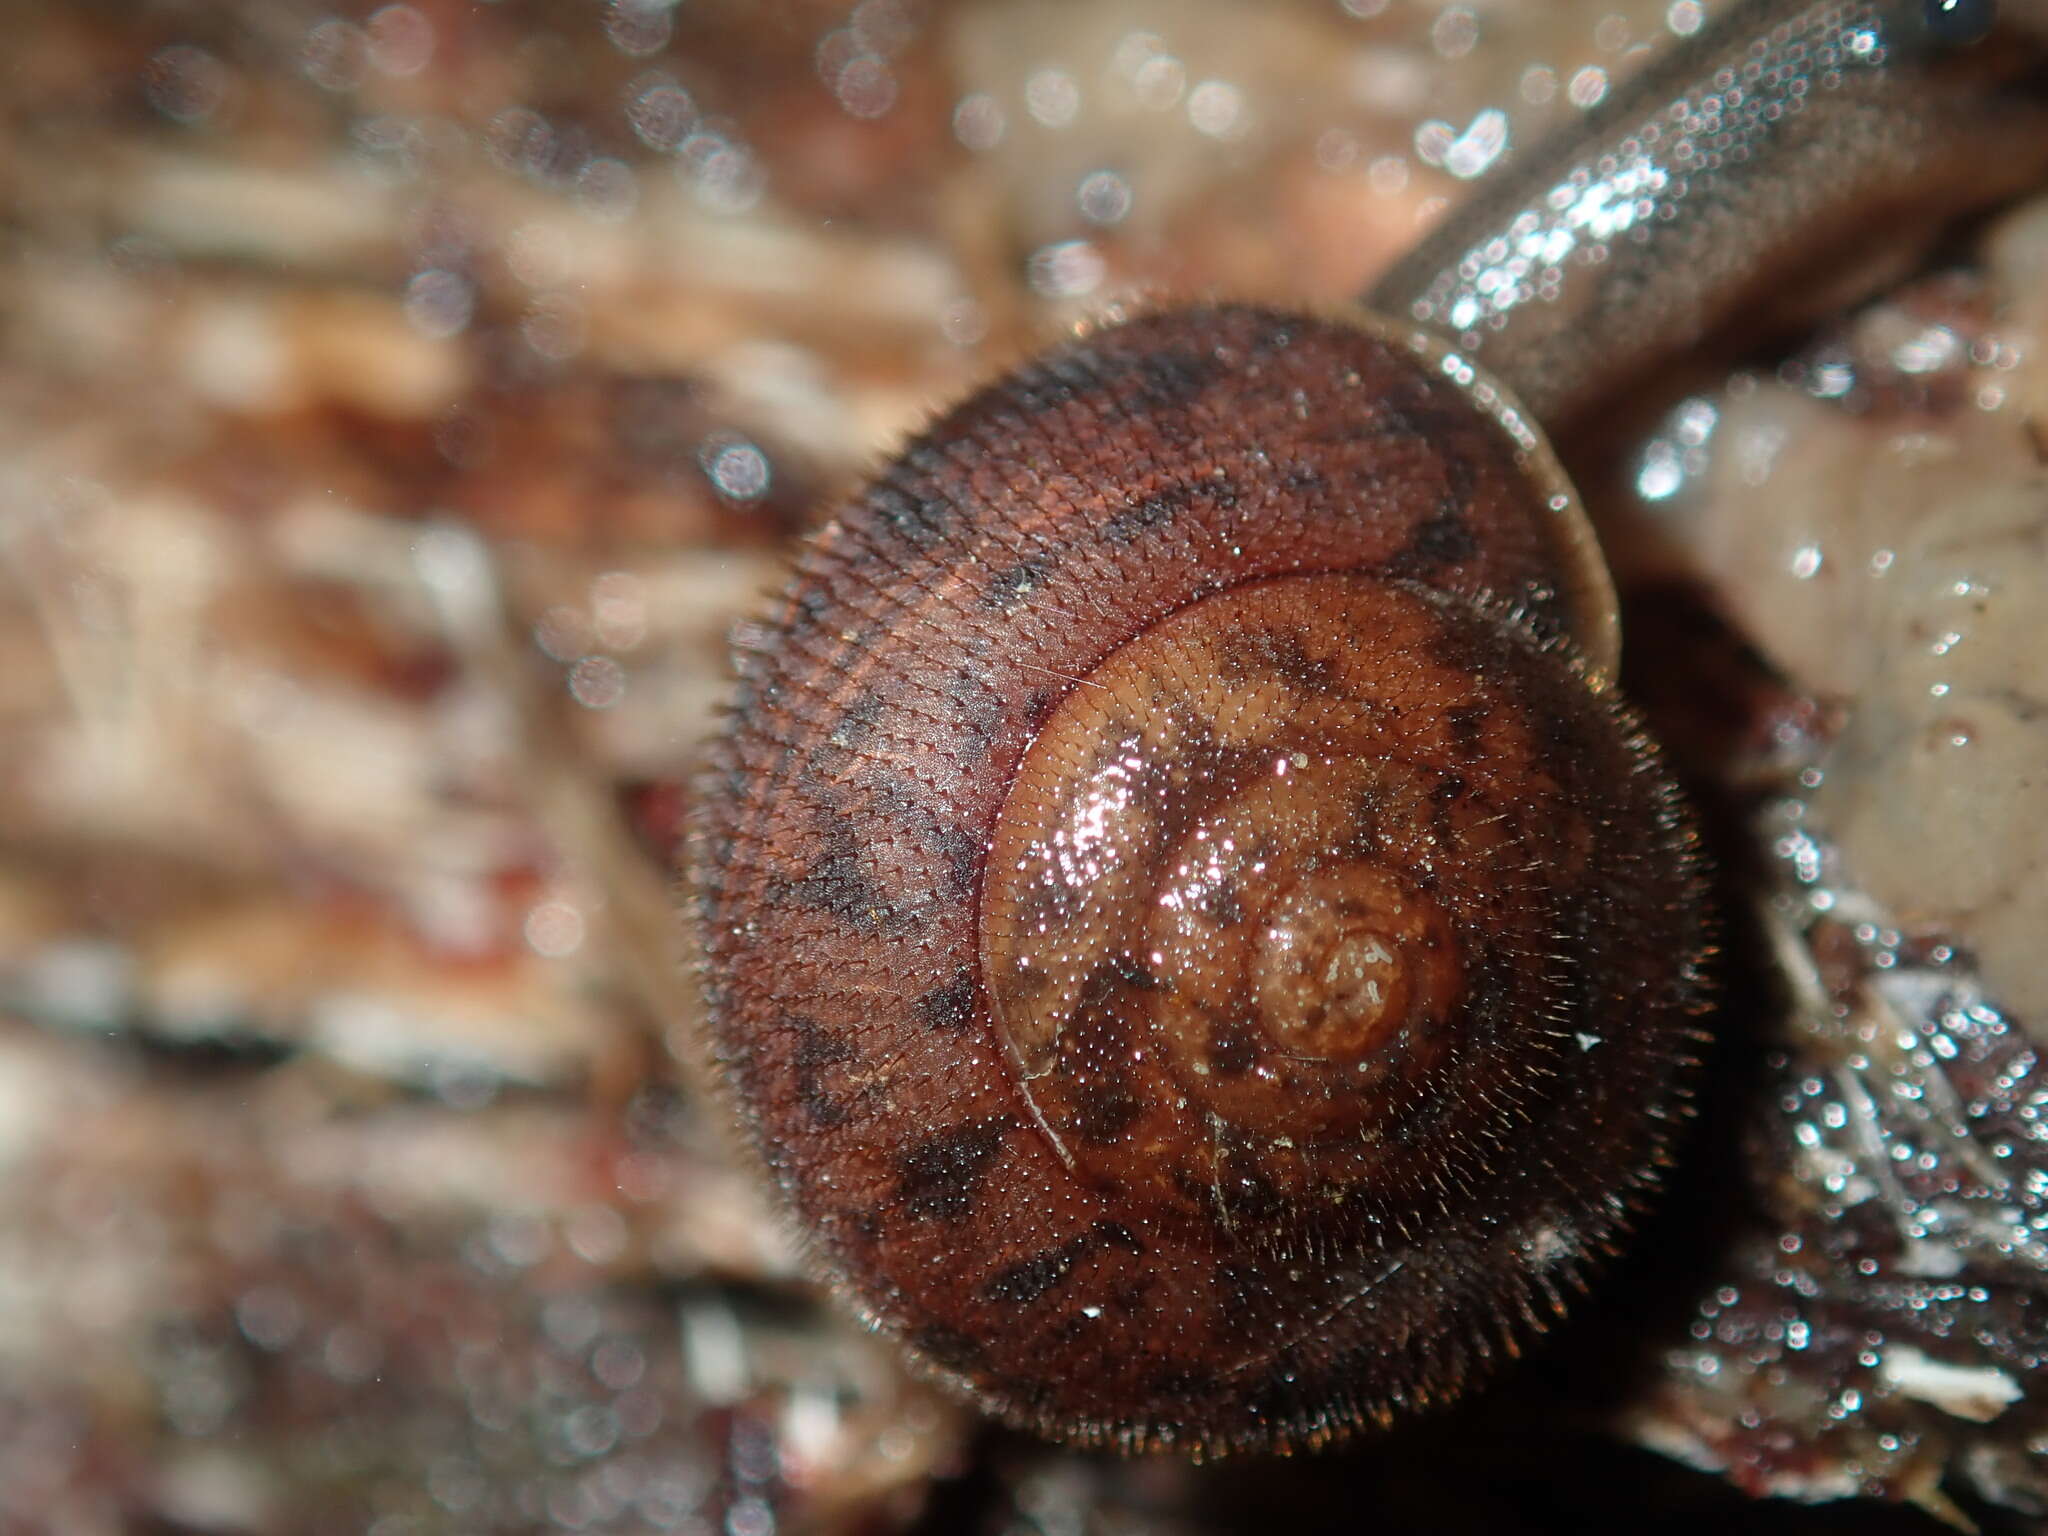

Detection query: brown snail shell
(689, 303), (1710, 1453)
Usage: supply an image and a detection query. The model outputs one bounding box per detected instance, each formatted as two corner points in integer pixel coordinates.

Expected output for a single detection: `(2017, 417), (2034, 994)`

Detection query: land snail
(689, 0), (2048, 1453)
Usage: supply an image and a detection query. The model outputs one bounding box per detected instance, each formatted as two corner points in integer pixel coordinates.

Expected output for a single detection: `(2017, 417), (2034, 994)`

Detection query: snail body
(689, 0), (2048, 1456)
(691, 306), (1707, 1450)
(1376, 0), (2048, 428)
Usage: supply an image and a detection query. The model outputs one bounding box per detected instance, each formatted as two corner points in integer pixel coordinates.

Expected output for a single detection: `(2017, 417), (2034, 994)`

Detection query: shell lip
(1335, 303), (1620, 688)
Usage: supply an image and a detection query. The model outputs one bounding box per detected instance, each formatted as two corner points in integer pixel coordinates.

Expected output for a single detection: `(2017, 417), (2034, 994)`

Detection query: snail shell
(690, 303), (1710, 1452)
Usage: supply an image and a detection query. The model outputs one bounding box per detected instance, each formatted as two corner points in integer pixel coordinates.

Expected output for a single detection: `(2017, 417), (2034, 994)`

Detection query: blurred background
(3, 1), (2048, 1531)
